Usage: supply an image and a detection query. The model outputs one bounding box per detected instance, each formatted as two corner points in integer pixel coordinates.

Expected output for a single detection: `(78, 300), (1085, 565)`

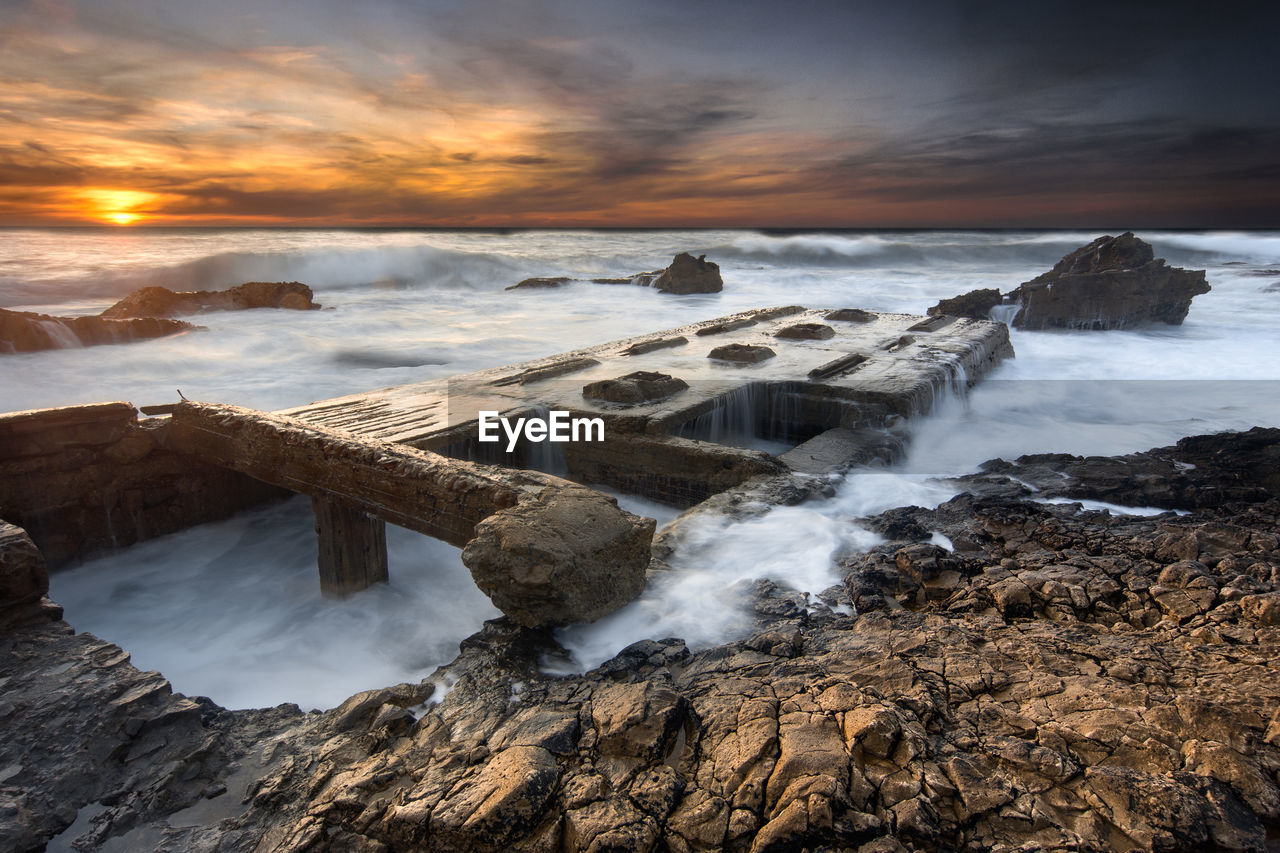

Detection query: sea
(3, 228), (1278, 710)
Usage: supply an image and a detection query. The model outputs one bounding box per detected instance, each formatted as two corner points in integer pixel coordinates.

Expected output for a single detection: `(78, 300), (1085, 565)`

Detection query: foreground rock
(462, 487), (656, 627)
(1010, 233), (1210, 330)
(508, 253), (723, 294)
(0, 307), (197, 354)
(7, 428), (1279, 851)
(101, 281), (319, 319)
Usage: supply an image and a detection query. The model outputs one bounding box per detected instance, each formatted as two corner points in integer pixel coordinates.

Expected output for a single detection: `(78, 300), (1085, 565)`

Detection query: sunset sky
(1, 0), (1277, 227)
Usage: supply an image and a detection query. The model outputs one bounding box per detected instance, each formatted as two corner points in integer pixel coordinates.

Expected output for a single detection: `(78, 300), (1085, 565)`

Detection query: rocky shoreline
(4, 428), (1278, 851)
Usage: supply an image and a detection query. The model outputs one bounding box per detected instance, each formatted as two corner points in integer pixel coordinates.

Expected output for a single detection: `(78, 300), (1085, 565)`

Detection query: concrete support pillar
(312, 495), (388, 596)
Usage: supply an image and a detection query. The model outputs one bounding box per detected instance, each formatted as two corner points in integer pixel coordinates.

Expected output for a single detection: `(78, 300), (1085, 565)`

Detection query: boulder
(825, 308), (876, 323)
(653, 253), (723, 294)
(1007, 233), (1209, 330)
(774, 322), (835, 340)
(101, 281), (319, 318)
(0, 522), (49, 627)
(0, 307), (197, 354)
(708, 343), (776, 363)
(926, 288), (1003, 320)
(461, 486), (655, 627)
(582, 371), (689, 405)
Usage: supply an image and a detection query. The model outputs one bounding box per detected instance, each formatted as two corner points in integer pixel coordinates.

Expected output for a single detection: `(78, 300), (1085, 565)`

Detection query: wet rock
(654, 253), (723, 294)
(0, 522), (49, 627)
(506, 277), (571, 290)
(1008, 233), (1210, 330)
(462, 486), (655, 627)
(708, 343), (775, 363)
(926, 288), (1003, 320)
(774, 322), (835, 340)
(0, 307), (198, 354)
(581, 371), (689, 405)
(824, 308), (877, 323)
(101, 281), (319, 318)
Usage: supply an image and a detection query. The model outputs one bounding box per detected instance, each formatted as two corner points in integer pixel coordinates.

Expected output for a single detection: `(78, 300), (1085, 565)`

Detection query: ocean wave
(708, 231), (1102, 270)
(0, 242), (526, 308)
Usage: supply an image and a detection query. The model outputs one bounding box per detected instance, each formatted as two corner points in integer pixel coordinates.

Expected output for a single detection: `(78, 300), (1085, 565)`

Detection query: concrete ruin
(1, 306), (1012, 627)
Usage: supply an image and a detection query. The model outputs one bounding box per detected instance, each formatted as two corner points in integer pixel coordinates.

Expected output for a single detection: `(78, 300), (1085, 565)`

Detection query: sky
(1, 0), (1278, 227)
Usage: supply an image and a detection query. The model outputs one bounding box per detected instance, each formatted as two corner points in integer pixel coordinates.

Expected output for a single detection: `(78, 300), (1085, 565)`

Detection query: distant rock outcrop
(926, 287), (1003, 320)
(507, 253), (724, 294)
(926, 234), (1211, 331)
(101, 281), (319, 319)
(652, 253), (723, 294)
(0, 307), (197, 354)
(1008, 233), (1210, 330)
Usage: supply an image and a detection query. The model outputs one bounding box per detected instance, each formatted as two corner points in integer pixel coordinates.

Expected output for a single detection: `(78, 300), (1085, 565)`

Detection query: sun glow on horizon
(80, 189), (158, 226)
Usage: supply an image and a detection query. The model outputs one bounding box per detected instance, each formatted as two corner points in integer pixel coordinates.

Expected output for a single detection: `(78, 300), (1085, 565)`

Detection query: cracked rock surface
(4, 428), (1279, 851)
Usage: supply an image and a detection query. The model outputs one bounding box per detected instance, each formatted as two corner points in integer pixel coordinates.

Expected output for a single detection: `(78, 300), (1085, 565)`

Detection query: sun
(79, 189), (158, 225)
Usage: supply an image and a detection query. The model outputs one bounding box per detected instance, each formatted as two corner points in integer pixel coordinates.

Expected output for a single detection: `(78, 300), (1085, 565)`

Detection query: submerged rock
(1008, 232), (1210, 330)
(0, 307), (198, 354)
(101, 281), (319, 318)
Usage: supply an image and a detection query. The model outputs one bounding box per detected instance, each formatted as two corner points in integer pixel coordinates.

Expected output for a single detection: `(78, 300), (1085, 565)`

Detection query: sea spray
(547, 471), (961, 674)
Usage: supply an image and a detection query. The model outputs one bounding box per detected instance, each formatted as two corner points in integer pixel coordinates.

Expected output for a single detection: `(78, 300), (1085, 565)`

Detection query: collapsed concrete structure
(0, 306), (1012, 629)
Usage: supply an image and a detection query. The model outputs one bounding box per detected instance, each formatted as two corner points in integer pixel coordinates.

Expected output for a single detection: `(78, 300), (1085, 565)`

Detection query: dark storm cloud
(1, 0), (1277, 224)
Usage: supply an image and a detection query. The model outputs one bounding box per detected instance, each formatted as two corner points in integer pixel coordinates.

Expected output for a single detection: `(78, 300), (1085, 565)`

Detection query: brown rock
(591, 681), (688, 762)
(708, 344), (775, 364)
(1008, 233), (1210, 330)
(926, 288), (1003, 320)
(774, 323), (835, 341)
(101, 281), (319, 318)
(0, 522), (48, 626)
(431, 746), (561, 852)
(824, 308), (876, 323)
(462, 486), (655, 627)
(654, 253), (723, 294)
(581, 371), (689, 405)
(0, 307), (197, 353)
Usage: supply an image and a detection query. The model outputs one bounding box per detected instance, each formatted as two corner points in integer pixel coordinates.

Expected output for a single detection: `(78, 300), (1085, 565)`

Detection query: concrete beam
(163, 402), (654, 624)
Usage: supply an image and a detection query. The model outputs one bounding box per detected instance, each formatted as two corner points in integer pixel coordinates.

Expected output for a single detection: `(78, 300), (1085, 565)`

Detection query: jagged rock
(100, 281), (319, 318)
(774, 322), (835, 340)
(1007, 233), (1210, 330)
(0, 307), (197, 354)
(581, 371), (689, 405)
(462, 486), (655, 627)
(708, 343), (776, 363)
(7, 429), (1280, 852)
(0, 522), (51, 628)
(654, 253), (723, 294)
(926, 288), (1002, 320)
(431, 745), (561, 852)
